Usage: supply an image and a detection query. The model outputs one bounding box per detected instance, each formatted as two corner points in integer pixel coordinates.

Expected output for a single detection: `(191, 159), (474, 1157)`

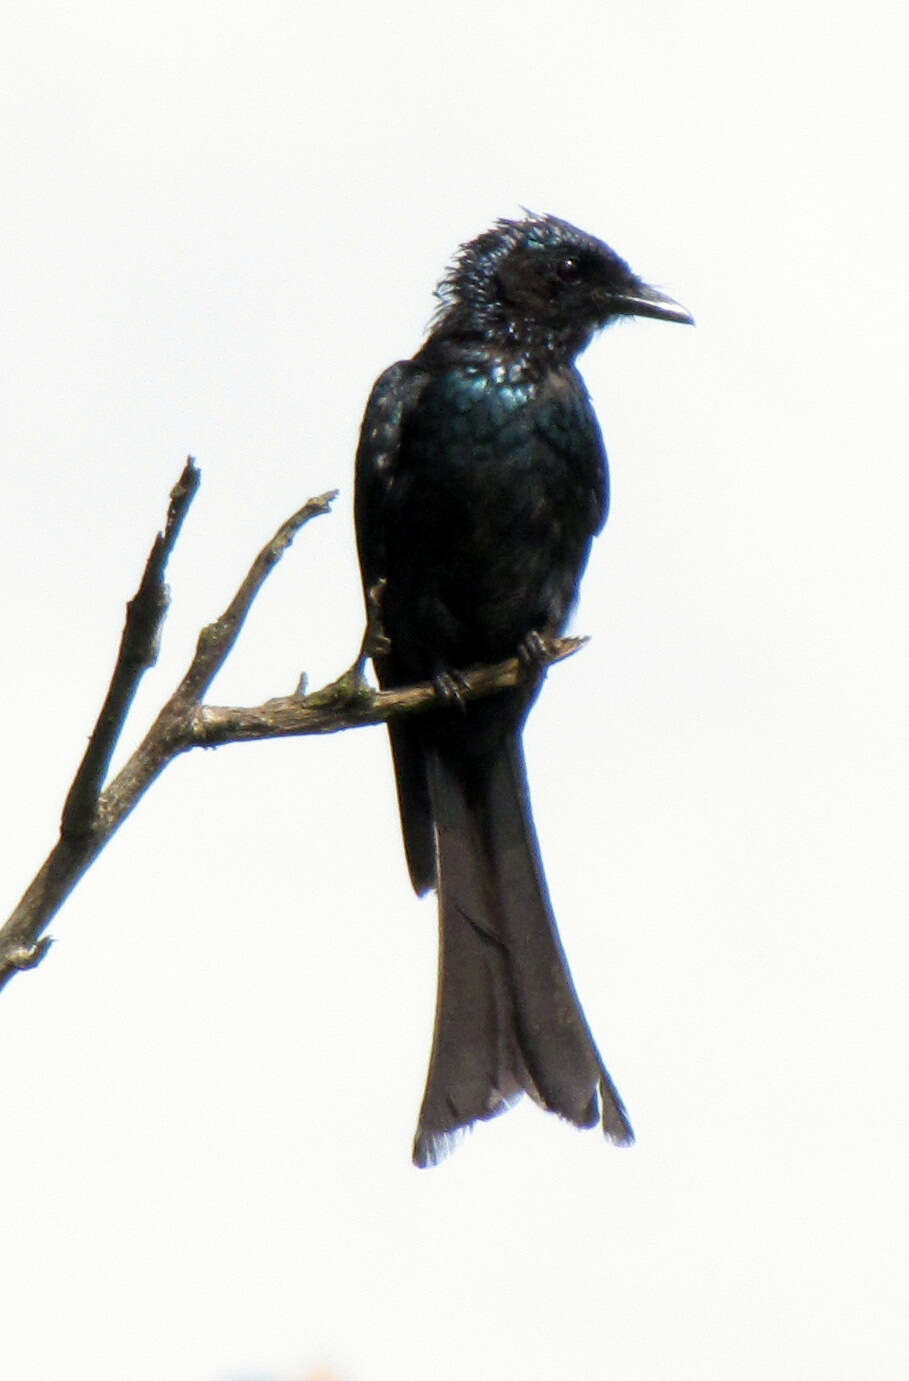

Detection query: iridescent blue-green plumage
(355, 212), (691, 1166)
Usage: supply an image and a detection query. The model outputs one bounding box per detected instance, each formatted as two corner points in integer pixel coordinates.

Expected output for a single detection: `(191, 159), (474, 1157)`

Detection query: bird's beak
(609, 280), (694, 326)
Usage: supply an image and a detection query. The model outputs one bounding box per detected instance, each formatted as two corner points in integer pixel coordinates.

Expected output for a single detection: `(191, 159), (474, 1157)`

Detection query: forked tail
(413, 733), (633, 1167)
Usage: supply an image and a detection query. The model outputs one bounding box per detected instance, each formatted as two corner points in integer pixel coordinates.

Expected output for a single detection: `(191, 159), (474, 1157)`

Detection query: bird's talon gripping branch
(518, 629), (553, 667)
(432, 670), (470, 709)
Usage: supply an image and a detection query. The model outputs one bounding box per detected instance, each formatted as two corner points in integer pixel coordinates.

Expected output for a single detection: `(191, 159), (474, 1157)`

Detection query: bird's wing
(354, 359), (430, 592)
(355, 358), (438, 895)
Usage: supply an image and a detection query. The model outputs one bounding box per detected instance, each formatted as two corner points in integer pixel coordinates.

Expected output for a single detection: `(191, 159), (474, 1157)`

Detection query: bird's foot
(433, 669), (470, 710)
(518, 629), (556, 667)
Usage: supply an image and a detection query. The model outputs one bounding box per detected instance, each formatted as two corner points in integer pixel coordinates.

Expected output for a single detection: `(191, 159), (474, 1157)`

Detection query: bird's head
(432, 212), (693, 363)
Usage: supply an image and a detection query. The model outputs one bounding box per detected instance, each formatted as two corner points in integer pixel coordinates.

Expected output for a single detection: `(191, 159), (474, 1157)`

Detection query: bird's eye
(556, 255), (583, 283)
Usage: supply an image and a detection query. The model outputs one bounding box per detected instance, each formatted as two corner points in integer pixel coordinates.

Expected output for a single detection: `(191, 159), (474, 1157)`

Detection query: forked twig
(0, 460), (586, 992)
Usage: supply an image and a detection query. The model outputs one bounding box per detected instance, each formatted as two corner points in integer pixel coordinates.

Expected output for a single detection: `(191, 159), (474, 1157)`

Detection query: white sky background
(2, 2), (907, 1378)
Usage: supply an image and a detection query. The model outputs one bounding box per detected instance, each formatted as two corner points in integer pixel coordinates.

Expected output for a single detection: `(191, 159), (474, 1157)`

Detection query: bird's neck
(421, 314), (589, 381)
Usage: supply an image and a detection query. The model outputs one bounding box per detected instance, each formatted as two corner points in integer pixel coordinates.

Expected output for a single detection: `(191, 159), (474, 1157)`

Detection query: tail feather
(413, 733), (633, 1166)
(413, 741), (532, 1168)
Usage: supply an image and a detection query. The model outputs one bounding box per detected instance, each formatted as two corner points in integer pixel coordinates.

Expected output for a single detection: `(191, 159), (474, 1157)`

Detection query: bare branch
(174, 488), (337, 707)
(60, 458), (200, 837)
(0, 464), (586, 993)
(193, 637), (587, 745)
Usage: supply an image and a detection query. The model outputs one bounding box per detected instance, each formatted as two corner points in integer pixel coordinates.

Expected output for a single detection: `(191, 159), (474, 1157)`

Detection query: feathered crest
(432, 211), (594, 324)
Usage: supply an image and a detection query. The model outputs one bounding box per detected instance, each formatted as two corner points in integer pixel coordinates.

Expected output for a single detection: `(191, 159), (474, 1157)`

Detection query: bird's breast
(385, 366), (601, 664)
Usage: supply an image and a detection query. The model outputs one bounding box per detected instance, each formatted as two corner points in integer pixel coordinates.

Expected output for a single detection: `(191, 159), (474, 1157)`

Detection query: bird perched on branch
(355, 212), (692, 1166)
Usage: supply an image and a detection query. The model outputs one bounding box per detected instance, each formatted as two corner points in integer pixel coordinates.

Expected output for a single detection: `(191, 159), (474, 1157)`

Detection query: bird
(355, 212), (692, 1166)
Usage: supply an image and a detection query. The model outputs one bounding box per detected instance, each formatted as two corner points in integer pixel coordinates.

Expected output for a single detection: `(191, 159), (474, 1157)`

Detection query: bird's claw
(433, 670), (470, 710)
(518, 629), (554, 667)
